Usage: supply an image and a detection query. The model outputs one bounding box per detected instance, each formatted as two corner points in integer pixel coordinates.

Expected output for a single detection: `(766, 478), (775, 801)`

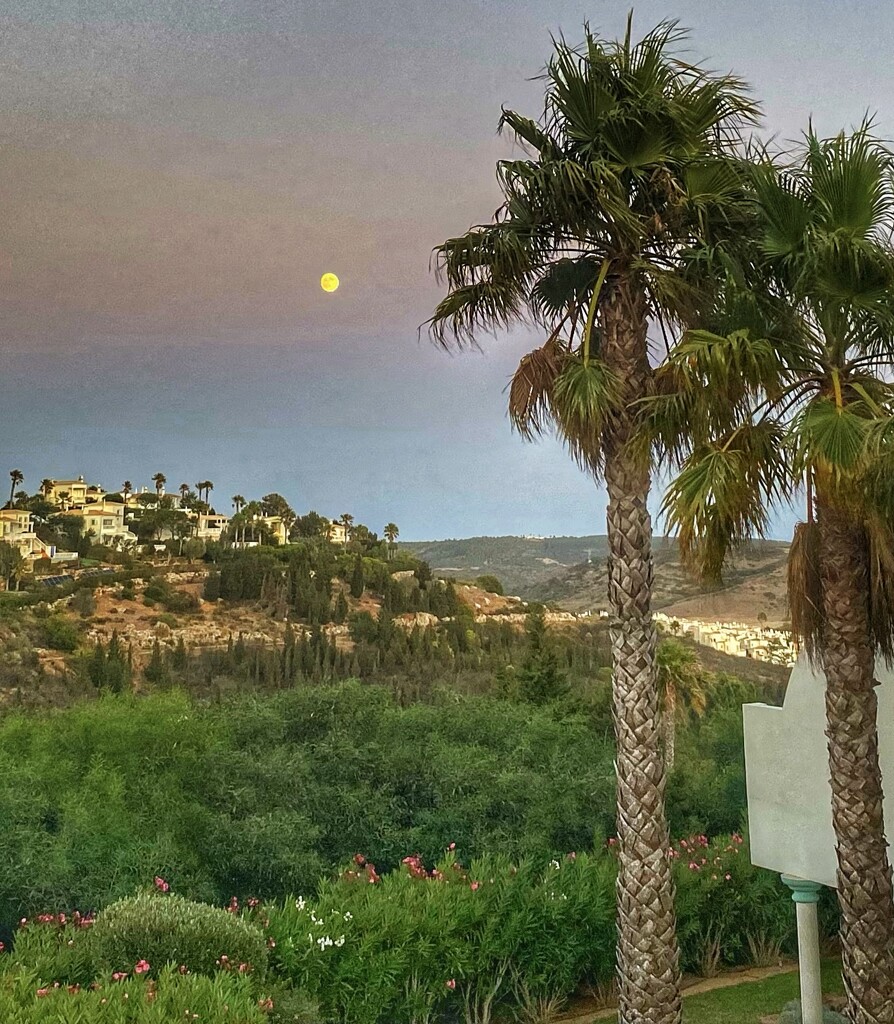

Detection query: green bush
(671, 833), (794, 975)
(0, 964), (269, 1023)
(89, 892), (268, 978)
(40, 616), (81, 652)
(266, 851), (615, 1024)
(7, 916), (97, 986)
(475, 574), (504, 596)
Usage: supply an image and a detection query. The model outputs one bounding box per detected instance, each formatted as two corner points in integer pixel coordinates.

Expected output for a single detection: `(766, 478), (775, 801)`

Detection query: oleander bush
(0, 964), (272, 1023)
(265, 851), (615, 1024)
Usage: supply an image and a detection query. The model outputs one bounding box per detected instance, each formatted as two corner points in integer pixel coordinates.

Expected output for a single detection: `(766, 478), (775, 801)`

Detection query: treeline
(0, 677), (762, 939)
(201, 543), (461, 625)
(84, 607), (611, 704)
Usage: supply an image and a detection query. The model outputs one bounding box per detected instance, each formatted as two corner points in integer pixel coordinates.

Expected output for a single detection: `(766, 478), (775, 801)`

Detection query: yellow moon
(320, 273), (340, 293)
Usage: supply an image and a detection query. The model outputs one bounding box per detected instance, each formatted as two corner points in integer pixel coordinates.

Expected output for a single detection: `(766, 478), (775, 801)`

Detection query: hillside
(403, 535), (791, 625)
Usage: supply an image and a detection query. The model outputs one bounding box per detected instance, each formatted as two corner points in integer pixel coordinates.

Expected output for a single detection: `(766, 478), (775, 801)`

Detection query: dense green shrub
(7, 916), (97, 986)
(40, 616), (81, 651)
(88, 892), (268, 978)
(0, 680), (767, 939)
(670, 833), (793, 974)
(266, 851), (615, 1024)
(0, 964), (269, 1023)
(475, 574), (504, 596)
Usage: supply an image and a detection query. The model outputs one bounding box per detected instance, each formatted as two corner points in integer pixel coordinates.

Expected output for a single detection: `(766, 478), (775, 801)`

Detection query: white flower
(550, 860), (560, 870)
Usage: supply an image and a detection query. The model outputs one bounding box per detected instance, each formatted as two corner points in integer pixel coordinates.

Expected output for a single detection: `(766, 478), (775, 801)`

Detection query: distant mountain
(402, 535), (791, 625)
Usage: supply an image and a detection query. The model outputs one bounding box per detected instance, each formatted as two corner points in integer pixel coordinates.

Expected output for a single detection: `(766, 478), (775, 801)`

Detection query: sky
(1, 0), (892, 540)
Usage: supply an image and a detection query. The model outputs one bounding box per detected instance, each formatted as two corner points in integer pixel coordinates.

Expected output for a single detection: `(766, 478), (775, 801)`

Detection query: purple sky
(2, 0), (892, 539)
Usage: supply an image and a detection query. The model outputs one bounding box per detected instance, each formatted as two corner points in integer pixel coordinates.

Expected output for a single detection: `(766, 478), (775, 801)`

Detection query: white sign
(744, 654), (894, 888)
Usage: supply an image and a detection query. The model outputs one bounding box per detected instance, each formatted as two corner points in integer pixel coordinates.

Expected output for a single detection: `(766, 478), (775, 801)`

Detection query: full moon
(320, 273), (340, 293)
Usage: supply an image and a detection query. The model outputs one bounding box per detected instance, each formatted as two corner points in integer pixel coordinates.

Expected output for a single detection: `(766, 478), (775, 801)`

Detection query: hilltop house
(0, 509), (54, 562)
(194, 513), (230, 542)
(74, 503), (136, 548)
(328, 520), (348, 545)
(44, 477), (104, 508)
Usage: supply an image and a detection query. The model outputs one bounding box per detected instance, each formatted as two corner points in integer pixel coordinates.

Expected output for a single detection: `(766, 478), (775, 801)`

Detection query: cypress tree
(350, 555), (365, 599)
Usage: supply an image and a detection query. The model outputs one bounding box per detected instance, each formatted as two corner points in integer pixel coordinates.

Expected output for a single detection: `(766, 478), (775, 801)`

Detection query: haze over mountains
(403, 535), (791, 626)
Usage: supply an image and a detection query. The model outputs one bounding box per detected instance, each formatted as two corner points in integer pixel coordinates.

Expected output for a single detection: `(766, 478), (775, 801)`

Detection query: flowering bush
(5, 911), (97, 986)
(669, 833), (794, 974)
(0, 963), (271, 1023)
(264, 850), (615, 1024)
(88, 892), (269, 980)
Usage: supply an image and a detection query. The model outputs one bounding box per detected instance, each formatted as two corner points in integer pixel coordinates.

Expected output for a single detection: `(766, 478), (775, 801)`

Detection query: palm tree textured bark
(818, 503), (894, 1023)
(602, 281), (681, 1023)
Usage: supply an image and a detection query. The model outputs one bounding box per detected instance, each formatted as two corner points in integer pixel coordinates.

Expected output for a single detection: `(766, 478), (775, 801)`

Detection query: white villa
(0, 509), (54, 562)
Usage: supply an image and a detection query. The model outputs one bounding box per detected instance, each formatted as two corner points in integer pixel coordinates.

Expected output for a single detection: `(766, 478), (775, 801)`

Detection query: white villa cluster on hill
(1, 474), (349, 571)
(655, 611), (797, 667)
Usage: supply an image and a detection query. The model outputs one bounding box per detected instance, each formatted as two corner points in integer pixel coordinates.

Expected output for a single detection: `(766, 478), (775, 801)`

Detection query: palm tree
(204, 480), (214, 507)
(659, 126), (894, 1020)
(232, 495), (245, 514)
(7, 470), (23, 508)
(656, 638), (709, 771)
(428, 20), (757, 1020)
(121, 481), (132, 516)
(40, 479), (54, 498)
(179, 483), (190, 503)
(152, 473), (166, 501)
(384, 522), (399, 560)
(339, 513), (354, 549)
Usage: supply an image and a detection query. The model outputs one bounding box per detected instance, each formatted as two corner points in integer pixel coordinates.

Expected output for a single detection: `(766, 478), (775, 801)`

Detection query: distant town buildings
(654, 611), (797, 667)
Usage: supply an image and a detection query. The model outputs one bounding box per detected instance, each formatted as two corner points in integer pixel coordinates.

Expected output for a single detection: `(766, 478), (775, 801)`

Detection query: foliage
(475, 575), (504, 596)
(88, 891), (268, 979)
(40, 616), (81, 652)
(0, 963), (270, 1023)
(266, 852), (615, 1024)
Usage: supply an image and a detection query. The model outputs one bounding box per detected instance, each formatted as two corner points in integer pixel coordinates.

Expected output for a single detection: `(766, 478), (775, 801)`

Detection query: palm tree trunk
(602, 281), (681, 1024)
(663, 683), (677, 773)
(818, 501), (894, 1023)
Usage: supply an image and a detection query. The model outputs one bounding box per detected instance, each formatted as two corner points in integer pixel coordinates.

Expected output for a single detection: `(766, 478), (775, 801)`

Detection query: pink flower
(567, 851), (576, 861)
(134, 960), (150, 975)
(258, 997), (274, 1011)
(36, 988), (49, 998)
(178, 965), (189, 975)
(470, 882), (480, 891)
(725, 873), (732, 881)
(446, 979), (456, 990)
(153, 876), (170, 893)
(448, 842), (456, 851)
(112, 973), (128, 982)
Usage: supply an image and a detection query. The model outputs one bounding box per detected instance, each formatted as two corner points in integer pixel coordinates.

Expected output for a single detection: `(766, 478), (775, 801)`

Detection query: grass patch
(684, 960), (843, 1023)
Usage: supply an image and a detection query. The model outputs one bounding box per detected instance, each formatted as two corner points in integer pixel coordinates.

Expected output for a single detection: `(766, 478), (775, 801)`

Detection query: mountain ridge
(402, 534), (791, 625)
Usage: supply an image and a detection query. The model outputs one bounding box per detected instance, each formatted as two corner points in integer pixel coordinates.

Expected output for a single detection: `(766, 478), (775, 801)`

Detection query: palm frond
(661, 419), (792, 581)
(787, 520), (824, 663)
(508, 335), (566, 439)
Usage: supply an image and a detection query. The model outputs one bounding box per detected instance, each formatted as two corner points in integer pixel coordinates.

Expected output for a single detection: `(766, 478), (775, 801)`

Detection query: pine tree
(350, 555), (365, 599)
(333, 590), (348, 624)
(518, 609), (568, 705)
(172, 636), (187, 671)
(144, 639), (168, 685)
(88, 640), (106, 688)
